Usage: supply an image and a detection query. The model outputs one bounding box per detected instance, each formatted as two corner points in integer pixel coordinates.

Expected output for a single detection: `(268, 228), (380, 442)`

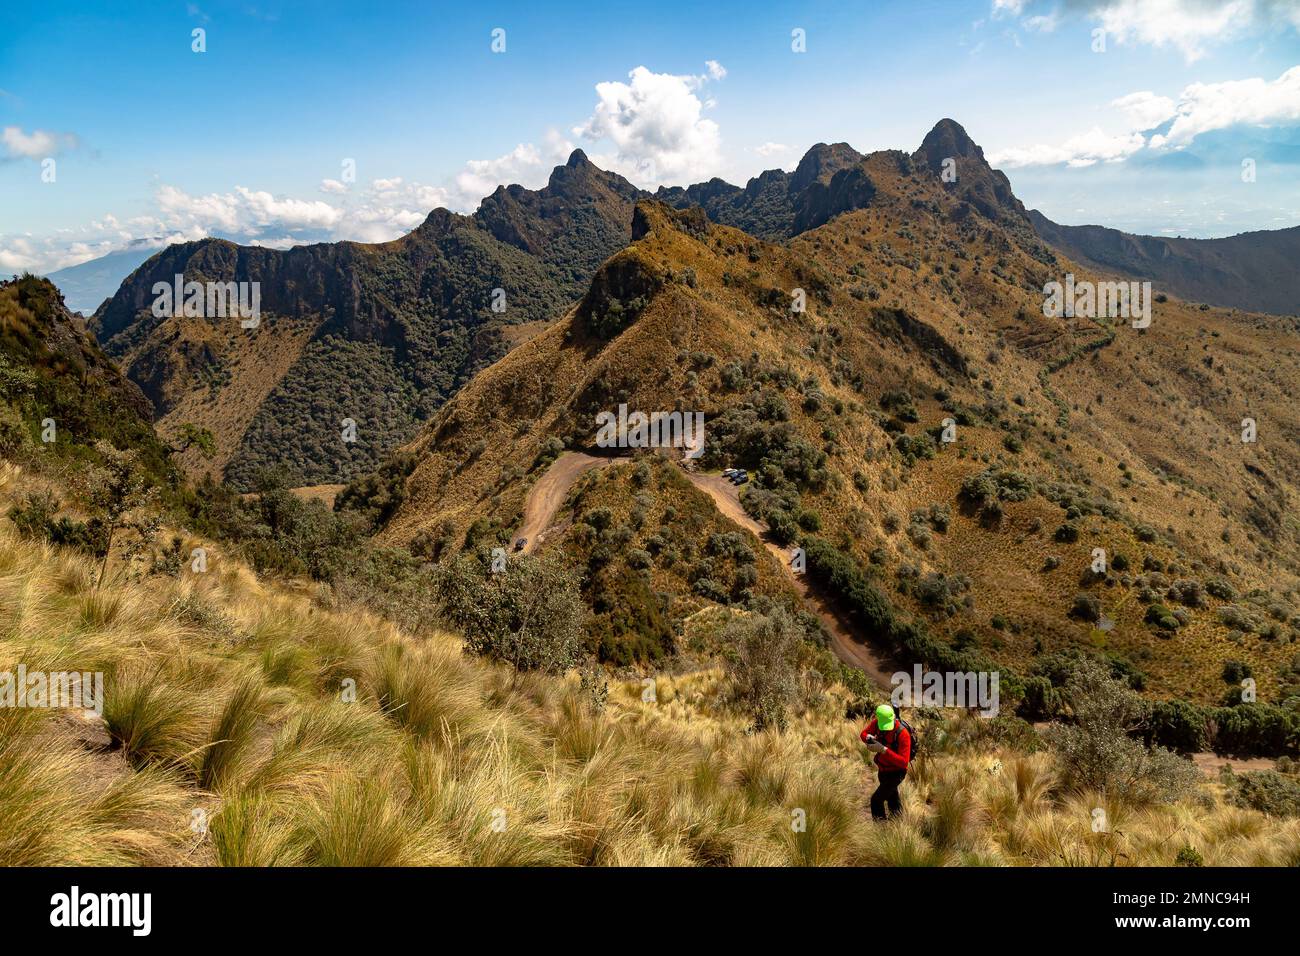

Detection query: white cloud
(0, 237), (39, 271)
(2, 126), (79, 160)
(248, 236), (312, 250)
(705, 59), (727, 80)
(1091, 0), (1256, 61)
(452, 143), (546, 207)
(6, 166), (482, 273)
(1151, 65), (1300, 147)
(755, 141), (790, 157)
(573, 63), (726, 185)
(1022, 12), (1059, 31)
(233, 187), (343, 230)
(153, 184), (343, 234)
(335, 181), (441, 243)
(1003, 0), (1300, 61)
(319, 178), (347, 194)
(990, 64), (1300, 167)
(155, 185), (242, 233)
(1112, 91), (1179, 129)
(989, 127), (1148, 167)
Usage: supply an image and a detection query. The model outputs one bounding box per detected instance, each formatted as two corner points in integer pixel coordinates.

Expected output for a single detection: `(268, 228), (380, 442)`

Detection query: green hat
(875, 704), (896, 731)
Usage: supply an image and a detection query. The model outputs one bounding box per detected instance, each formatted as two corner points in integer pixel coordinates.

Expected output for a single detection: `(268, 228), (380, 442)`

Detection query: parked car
(514, 537), (527, 552)
(722, 468), (737, 477)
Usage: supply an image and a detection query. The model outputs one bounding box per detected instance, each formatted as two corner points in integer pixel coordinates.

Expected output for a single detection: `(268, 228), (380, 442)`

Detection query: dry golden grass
(1, 461), (1297, 867)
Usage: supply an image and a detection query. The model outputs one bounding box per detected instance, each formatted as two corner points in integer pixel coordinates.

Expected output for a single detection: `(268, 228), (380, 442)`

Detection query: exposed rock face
(91, 155), (647, 488)
(913, 118), (1028, 225)
(655, 142), (870, 239)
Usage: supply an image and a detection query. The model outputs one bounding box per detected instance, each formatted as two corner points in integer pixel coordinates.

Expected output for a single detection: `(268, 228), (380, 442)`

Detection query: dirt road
(683, 472), (893, 688)
(517, 453), (893, 687)
(518, 452), (615, 554)
(1190, 752), (1277, 777)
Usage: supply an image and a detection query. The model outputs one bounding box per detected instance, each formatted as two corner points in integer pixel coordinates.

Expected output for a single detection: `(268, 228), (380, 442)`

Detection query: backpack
(885, 718), (919, 765)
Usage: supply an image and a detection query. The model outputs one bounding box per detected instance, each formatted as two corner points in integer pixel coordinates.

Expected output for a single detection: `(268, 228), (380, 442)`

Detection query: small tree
(168, 422), (216, 459)
(1045, 656), (1198, 804)
(438, 551), (587, 676)
(86, 441), (158, 587)
(724, 605), (802, 732)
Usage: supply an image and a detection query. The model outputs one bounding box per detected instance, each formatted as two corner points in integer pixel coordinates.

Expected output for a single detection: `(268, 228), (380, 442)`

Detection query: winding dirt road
(519, 451), (892, 687)
(682, 472), (893, 688)
(518, 452), (615, 554)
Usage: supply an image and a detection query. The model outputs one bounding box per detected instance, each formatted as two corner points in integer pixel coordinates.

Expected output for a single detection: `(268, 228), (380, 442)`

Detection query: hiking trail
(519, 452), (893, 687)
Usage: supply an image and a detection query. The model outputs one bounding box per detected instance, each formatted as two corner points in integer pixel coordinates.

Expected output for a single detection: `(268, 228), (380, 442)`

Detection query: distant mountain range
(1027, 212), (1300, 315)
(82, 120), (1299, 493)
(44, 240), (166, 315)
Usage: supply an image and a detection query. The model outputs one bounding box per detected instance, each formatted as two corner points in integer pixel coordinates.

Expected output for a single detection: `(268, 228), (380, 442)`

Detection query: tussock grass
(102, 667), (208, 771)
(197, 672), (266, 791)
(2, 498), (1300, 867)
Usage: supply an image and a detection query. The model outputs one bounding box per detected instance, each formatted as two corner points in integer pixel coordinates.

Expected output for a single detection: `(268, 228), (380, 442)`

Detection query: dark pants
(871, 770), (907, 820)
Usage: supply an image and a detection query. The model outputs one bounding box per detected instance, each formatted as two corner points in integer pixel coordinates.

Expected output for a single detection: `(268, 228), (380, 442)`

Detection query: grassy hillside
(3, 460), (1298, 867)
(0, 275), (179, 491)
(373, 159), (1300, 706)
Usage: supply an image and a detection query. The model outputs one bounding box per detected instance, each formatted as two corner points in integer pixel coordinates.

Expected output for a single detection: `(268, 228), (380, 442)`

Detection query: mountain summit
(914, 118), (1028, 224)
(654, 141), (873, 239)
(85, 121), (1300, 490)
(92, 157), (647, 487)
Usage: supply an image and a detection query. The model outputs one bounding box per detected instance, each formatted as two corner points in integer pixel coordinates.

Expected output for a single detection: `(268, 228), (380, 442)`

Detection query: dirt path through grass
(682, 471), (893, 688)
(519, 452), (616, 554)
(518, 453), (893, 688)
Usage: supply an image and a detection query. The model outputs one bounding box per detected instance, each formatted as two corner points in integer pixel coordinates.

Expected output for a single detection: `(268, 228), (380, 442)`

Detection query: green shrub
(1044, 657), (1199, 804)
(1205, 577), (1237, 601)
(1054, 522), (1079, 543)
(1017, 675), (1062, 721)
(1174, 845), (1204, 867)
(1227, 770), (1300, 817)
(1144, 700), (1210, 753)
(1211, 703), (1300, 757)
(1070, 593), (1102, 622)
(723, 605), (803, 732)
(334, 452), (417, 531)
(894, 432), (935, 463)
(438, 551), (587, 674)
(1145, 603), (1180, 631)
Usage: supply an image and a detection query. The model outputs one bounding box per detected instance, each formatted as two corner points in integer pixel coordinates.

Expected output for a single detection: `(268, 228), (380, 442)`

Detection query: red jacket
(861, 718), (911, 772)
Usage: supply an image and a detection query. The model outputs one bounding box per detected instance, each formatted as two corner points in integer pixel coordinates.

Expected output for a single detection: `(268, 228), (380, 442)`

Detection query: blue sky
(2, 0), (1299, 273)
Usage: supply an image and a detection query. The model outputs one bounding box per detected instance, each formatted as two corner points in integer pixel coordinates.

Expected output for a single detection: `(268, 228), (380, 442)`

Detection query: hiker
(861, 703), (912, 820)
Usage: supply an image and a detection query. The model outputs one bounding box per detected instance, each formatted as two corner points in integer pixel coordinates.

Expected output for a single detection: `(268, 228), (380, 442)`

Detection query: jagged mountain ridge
(371, 144), (1300, 702)
(92, 153), (646, 488)
(90, 120), (1300, 492)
